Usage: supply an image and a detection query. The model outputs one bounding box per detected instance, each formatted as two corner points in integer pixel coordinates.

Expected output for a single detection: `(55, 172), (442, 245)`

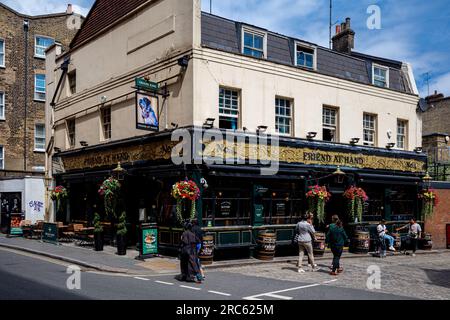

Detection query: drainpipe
(23, 19), (29, 172)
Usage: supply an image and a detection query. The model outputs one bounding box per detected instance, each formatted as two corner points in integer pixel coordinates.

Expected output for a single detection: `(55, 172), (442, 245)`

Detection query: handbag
(292, 233), (300, 245)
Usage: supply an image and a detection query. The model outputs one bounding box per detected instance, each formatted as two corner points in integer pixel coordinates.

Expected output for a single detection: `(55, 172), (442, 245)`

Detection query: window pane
(35, 37), (54, 57)
(254, 35), (263, 50)
(244, 33), (253, 47)
(0, 93), (4, 119)
(0, 146), (3, 169)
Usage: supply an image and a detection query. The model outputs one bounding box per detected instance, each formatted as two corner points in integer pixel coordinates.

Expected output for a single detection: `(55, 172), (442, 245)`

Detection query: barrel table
(313, 232), (326, 257)
(351, 230), (370, 254)
(199, 234), (215, 265)
(256, 231), (277, 261)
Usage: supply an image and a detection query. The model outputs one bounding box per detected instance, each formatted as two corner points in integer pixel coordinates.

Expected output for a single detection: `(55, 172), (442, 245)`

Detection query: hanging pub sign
(136, 92), (159, 131)
(135, 77), (159, 92)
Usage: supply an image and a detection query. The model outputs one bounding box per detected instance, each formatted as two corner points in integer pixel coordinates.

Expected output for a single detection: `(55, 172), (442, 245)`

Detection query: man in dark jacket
(326, 220), (349, 276)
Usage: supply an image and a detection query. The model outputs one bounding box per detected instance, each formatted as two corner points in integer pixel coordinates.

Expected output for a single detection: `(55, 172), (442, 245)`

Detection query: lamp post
(333, 166), (346, 184)
(422, 172), (432, 191)
(44, 176), (53, 222)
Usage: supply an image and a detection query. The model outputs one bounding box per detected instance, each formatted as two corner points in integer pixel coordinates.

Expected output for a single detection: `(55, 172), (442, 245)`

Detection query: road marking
(134, 277), (150, 281)
(180, 285), (202, 291)
(155, 281), (175, 286)
(208, 290), (232, 297)
(243, 279), (339, 300)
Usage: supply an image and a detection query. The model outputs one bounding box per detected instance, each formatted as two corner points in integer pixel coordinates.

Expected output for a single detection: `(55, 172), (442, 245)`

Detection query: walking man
(396, 218), (422, 257)
(326, 219), (348, 276)
(296, 215), (320, 273)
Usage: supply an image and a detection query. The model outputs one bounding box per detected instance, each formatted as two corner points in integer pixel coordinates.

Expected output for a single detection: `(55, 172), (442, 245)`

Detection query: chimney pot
(345, 17), (351, 29)
(332, 17), (355, 54)
(336, 25), (341, 35)
(66, 4), (73, 14)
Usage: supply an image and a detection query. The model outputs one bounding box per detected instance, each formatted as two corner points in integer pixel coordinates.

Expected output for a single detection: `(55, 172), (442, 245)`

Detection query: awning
(358, 173), (421, 186)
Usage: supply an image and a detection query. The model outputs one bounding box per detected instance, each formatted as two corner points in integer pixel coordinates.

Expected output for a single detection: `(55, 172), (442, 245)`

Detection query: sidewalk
(0, 234), (445, 274)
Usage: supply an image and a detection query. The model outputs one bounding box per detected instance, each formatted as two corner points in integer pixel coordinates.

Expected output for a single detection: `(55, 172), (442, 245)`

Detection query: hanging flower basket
(306, 185), (331, 224)
(343, 186), (369, 223)
(50, 186), (68, 216)
(172, 179), (200, 224)
(418, 189), (439, 220)
(98, 177), (121, 218)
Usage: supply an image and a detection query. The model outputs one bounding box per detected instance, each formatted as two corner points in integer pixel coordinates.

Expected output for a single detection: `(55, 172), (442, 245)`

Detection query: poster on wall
(136, 92), (159, 131)
(10, 213), (24, 236)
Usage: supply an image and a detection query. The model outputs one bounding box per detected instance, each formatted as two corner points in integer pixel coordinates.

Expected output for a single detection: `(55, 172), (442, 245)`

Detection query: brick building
(0, 3), (81, 226)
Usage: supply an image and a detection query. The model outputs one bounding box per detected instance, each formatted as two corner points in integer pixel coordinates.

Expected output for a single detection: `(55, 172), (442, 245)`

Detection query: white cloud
(2, 0), (90, 17)
(419, 72), (450, 97)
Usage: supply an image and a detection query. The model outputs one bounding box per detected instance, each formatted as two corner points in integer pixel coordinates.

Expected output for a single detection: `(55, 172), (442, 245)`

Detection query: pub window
(242, 28), (266, 59)
(34, 124), (46, 152)
(0, 39), (5, 67)
(35, 36), (54, 59)
(323, 107), (338, 142)
(363, 113), (377, 147)
(34, 74), (46, 101)
(0, 92), (5, 120)
(68, 70), (76, 95)
(219, 87), (239, 130)
(0, 145), (4, 169)
(295, 43), (316, 69)
(66, 118), (76, 148)
(275, 97), (293, 136)
(101, 107), (111, 141)
(262, 182), (303, 225)
(397, 119), (408, 150)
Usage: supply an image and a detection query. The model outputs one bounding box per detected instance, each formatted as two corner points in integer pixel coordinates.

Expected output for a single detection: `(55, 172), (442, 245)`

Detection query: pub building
(45, 0), (427, 258)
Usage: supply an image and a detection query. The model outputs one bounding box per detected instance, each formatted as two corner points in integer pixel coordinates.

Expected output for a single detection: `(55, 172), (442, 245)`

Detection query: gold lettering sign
(202, 141), (426, 173)
(62, 140), (176, 171)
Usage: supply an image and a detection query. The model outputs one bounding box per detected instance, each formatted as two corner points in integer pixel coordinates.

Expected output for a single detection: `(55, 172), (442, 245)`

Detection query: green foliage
(93, 213), (103, 234)
(116, 212), (127, 236)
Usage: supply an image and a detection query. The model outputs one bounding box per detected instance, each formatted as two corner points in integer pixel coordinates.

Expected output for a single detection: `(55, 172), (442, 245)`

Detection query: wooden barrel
(199, 234), (215, 265)
(351, 231), (370, 254)
(256, 231), (276, 261)
(391, 233), (402, 250)
(419, 233), (433, 251)
(313, 232), (326, 257)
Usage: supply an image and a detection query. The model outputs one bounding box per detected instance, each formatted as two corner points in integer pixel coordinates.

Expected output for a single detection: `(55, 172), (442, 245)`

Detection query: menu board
(220, 201), (231, 216)
(141, 224), (158, 257)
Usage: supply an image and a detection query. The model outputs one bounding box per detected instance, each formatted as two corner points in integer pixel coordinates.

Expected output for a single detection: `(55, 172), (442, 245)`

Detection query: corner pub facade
(45, 0), (427, 256)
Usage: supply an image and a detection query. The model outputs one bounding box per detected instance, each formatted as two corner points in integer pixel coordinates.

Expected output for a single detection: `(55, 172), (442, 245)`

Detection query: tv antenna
(210, 0), (213, 14)
(329, 0), (339, 49)
(423, 72), (431, 97)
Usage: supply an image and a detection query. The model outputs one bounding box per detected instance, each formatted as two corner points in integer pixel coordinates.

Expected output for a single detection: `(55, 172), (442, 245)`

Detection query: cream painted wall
(193, 48), (421, 151)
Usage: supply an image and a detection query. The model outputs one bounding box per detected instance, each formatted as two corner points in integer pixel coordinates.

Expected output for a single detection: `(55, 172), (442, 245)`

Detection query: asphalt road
(0, 248), (413, 300)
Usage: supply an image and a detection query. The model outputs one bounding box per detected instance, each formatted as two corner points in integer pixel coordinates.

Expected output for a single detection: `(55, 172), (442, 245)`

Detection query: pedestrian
(176, 221), (202, 283)
(377, 219), (396, 252)
(326, 219), (348, 276)
(192, 220), (205, 281)
(396, 218), (422, 257)
(295, 214), (320, 273)
(326, 215), (340, 270)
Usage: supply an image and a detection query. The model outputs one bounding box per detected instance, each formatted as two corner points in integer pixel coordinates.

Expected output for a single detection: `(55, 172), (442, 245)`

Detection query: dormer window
(295, 43), (316, 69)
(372, 64), (389, 88)
(242, 28), (266, 59)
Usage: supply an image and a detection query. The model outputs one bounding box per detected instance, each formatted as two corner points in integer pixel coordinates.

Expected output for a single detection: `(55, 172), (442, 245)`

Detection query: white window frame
(0, 39), (5, 67)
(34, 74), (46, 102)
(241, 27), (267, 59)
(68, 70), (76, 95)
(0, 92), (5, 120)
(295, 42), (317, 70)
(275, 97), (293, 136)
(66, 118), (76, 149)
(34, 124), (46, 152)
(363, 113), (377, 147)
(219, 87), (240, 130)
(34, 36), (54, 59)
(0, 145), (4, 170)
(322, 106), (339, 142)
(372, 64), (390, 88)
(101, 107), (112, 141)
(397, 119), (408, 150)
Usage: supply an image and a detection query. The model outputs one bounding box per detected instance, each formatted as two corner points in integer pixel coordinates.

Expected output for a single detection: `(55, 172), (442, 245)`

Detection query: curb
(0, 242), (129, 274)
(204, 250), (445, 270)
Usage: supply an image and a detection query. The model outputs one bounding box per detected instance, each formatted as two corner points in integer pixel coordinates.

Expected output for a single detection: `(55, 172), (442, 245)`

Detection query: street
(1, 248), (448, 300)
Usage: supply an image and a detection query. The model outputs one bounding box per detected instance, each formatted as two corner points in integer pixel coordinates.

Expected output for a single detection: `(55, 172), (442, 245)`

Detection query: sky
(3, 0), (449, 98)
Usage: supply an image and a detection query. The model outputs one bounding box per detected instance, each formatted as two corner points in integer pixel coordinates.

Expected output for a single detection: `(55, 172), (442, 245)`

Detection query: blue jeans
(382, 234), (395, 248)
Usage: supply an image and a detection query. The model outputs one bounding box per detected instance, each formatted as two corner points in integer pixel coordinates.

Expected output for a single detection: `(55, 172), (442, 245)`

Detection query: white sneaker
(298, 269), (306, 273)
(310, 264), (318, 269)
(389, 246), (396, 252)
(311, 267), (321, 272)
(412, 253), (416, 257)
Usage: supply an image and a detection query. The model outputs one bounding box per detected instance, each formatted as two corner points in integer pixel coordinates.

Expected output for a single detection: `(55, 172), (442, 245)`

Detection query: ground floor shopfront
(52, 127), (428, 257)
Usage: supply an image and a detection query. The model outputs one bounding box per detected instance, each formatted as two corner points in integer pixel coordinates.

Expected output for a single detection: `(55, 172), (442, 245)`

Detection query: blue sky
(3, 0), (449, 97)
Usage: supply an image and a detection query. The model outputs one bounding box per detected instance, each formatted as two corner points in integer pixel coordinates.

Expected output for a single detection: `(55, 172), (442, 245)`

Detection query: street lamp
(112, 162), (126, 181)
(422, 171), (432, 190)
(333, 166), (346, 184)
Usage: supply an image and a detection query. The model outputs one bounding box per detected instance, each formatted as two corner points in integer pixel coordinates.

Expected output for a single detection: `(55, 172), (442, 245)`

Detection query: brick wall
(424, 188), (450, 249)
(423, 98), (450, 136)
(0, 5), (80, 173)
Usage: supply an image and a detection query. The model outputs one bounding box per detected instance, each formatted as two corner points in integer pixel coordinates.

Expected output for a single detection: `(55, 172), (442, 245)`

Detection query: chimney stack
(332, 17), (355, 54)
(66, 4), (73, 14)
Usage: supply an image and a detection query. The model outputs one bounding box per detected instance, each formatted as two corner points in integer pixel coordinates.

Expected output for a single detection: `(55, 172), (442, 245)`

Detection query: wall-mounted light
(80, 141), (89, 147)
(350, 138), (360, 145)
(386, 143), (396, 150)
(178, 55), (190, 69)
(307, 132), (317, 140)
(54, 147), (62, 153)
(446, 136), (450, 144)
(414, 147), (423, 153)
(100, 96), (107, 104)
(171, 122), (179, 129)
(257, 126), (268, 134)
(203, 118), (215, 129)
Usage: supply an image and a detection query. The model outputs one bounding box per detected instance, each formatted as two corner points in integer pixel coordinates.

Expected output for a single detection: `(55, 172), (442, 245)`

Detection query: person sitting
(377, 219), (396, 252)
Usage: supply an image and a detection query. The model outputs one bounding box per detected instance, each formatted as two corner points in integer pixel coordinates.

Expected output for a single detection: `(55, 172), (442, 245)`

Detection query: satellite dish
(418, 98), (428, 112)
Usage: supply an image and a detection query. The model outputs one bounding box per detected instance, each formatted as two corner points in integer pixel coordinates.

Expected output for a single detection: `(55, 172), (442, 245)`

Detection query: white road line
(180, 285), (202, 291)
(208, 290), (232, 297)
(155, 281), (175, 286)
(322, 279), (339, 284)
(264, 293), (293, 300)
(134, 277), (150, 281)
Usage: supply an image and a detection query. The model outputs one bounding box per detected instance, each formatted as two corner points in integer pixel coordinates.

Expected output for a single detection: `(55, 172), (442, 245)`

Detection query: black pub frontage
(53, 127), (428, 259)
